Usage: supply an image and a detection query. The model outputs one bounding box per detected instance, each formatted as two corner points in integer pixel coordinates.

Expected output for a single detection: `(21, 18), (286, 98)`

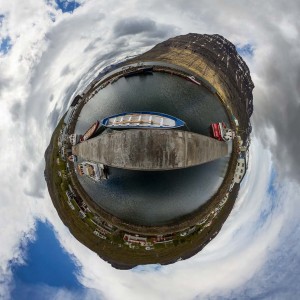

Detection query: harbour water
(74, 72), (231, 226)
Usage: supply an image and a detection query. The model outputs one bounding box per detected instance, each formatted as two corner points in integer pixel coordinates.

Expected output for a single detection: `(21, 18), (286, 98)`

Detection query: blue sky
(0, 15), (12, 55)
(0, 37), (12, 54)
(54, 0), (81, 14)
(1, 0), (300, 299)
(11, 222), (84, 300)
(237, 44), (254, 58)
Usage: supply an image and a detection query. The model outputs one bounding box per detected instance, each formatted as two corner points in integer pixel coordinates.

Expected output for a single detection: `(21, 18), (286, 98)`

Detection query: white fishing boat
(77, 162), (107, 181)
(101, 111), (185, 129)
(188, 76), (201, 86)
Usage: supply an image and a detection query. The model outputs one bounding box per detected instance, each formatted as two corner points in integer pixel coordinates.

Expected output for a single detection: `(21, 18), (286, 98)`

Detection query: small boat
(77, 161), (108, 181)
(124, 66), (153, 78)
(211, 122), (235, 142)
(188, 76), (201, 86)
(211, 122), (223, 141)
(68, 154), (77, 162)
(110, 76), (121, 84)
(80, 121), (100, 142)
(101, 112), (185, 129)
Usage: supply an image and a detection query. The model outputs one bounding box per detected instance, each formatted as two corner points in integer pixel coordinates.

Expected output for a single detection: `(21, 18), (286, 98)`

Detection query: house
(93, 230), (107, 240)
(123, 234), (148, 246)
(67, 200), (75, 210)
(152, 234), (174, 244)
(65, 190), (74, 201)
(68, 184), (75, 196)
(79, 210), (86, 219)
(234, 157), (246, 183)
(69, 134), (80, 146)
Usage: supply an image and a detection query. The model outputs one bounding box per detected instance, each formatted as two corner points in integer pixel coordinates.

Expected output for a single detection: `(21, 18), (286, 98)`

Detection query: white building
(69, 134), (80, 146)
(219, 193), (229, 206)
(93, 230), (107, 240)
(233, 117), (239, 127)
(123, 234), (148, 246)
(236, 135), (243, 148)
(79, 210), (86, 219)
(234, 157), (246, 183)
(67, 200), (75, 210)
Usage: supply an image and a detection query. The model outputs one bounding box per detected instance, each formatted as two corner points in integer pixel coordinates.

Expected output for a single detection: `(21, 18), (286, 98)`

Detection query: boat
(188, 76), (201, 86)
(77, 162), (108, 181)
(101, 81), (110, 89)
(211, 122), (235, 142)
(67, 154), (77, 162)
(222, 127), (235, 142)
(69, 133), (81, 145)
(110, 76), (121, 84)
(80, 121), (100, 142)
(124, 66), (153, 78)
(101, 112), (185, 129)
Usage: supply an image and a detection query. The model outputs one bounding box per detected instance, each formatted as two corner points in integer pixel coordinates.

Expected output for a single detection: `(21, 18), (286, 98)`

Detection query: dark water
(74, 72), (231, 226)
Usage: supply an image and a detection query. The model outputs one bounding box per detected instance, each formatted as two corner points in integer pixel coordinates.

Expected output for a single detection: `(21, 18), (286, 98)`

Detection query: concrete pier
(72, 129), (228, 171)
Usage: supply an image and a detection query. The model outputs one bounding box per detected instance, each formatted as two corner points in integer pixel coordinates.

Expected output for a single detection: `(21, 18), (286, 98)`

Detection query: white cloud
(61, 138), (281, 300)
(1, 0), (300, 299)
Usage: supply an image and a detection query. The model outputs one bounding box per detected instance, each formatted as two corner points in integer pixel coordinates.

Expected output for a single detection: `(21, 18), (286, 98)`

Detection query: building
(65, 190), (74, 201)
(67, 200), (75, 210)
(123, 234), (148, 246)
(68, 184), (76, 196)
(79, 210), (86, 219)
(70, 95), (82, 107)
(60, 146), (71, 159)
(152, 235), (174, 244)
(93, 230), (107, 239)
(234, 157), (246, 183)
(69, 134), (80, 146)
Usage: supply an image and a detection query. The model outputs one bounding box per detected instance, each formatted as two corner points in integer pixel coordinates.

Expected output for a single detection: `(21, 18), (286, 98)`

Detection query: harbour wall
(73, 129), (228, 170)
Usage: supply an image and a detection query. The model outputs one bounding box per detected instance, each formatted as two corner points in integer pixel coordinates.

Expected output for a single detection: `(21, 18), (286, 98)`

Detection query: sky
(0, 0), (300, 299)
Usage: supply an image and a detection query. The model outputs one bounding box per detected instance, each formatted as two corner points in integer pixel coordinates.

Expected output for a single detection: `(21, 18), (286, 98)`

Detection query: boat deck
(108, 113), (176, 128)
(102, 112), (184, 129)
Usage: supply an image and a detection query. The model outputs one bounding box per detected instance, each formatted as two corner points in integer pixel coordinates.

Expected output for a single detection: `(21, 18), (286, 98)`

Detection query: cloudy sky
(1, 0), (300, 299)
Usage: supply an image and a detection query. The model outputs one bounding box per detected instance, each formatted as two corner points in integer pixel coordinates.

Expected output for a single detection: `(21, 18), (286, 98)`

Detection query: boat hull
(80, 121), (100, 142)
(211, 123), (223, 141)
(211, 122), (234, 142)
(124, 67), (153, 78)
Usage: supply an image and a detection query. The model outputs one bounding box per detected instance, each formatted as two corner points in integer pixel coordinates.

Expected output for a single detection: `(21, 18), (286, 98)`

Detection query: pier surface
(73, 129), (228, 170)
